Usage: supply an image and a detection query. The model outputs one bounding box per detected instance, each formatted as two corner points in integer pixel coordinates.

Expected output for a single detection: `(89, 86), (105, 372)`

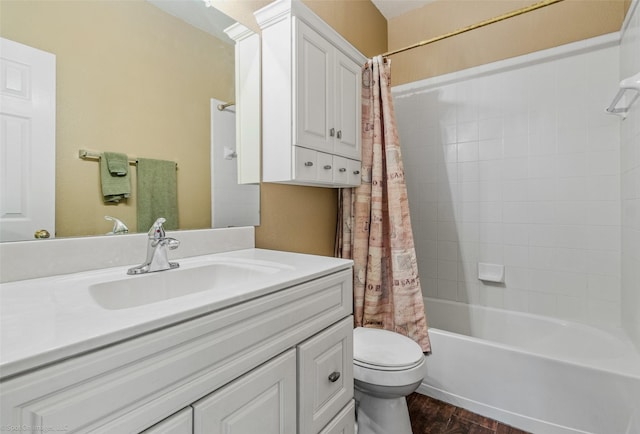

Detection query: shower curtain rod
(380, 0), (565, 58)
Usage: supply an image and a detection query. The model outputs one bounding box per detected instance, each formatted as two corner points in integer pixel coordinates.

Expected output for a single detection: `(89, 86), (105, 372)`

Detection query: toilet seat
(353, 327), (424, 370)
(354, 358), (424, 371)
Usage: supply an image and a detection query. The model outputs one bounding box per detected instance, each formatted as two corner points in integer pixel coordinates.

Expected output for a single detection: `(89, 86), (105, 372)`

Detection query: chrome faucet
(105, 216), (129, 235)
(127, 218), (180, 275)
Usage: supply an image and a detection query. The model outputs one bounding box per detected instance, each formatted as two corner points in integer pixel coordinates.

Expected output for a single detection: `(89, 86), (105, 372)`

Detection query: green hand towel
(100, 153), (131, 203)
(136, 158), (178, 232)
(103, 151), (128, 176)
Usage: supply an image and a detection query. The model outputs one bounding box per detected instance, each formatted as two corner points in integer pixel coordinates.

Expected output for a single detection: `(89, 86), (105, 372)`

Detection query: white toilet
(353, 327), (426, 434)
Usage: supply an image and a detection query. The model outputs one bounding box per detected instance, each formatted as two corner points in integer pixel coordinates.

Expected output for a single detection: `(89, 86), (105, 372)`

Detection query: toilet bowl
(353, 327), (425, 434)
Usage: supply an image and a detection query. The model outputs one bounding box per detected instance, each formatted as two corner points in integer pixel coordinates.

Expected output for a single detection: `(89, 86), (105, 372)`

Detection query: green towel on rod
(136, 158), (178, 232)
(100, 152), (131, 203)
(104, 151), (128, 176)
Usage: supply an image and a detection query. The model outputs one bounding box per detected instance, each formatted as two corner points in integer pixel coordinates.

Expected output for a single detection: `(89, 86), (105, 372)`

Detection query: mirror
(0, 0), (259, 241)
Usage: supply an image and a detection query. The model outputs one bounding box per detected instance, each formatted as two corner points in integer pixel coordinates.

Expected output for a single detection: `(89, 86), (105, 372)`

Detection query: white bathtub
(419, 297), (640, 434)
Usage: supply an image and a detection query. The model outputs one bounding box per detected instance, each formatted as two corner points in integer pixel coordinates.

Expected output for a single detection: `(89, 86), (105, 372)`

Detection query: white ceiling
(146, 0), (432, 41)
(146, 0), (236, 43)
(370, 0), (434, 20)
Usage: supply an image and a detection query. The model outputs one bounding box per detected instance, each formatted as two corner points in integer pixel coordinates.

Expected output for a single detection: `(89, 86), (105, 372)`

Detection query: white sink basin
(89, 261), (283, 310)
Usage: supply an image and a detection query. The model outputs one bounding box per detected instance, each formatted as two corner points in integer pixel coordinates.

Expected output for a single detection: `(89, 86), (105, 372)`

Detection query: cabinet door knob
(324, 165), (332, 170)
(336, 130), (342, 139)
(34, 229), (50, 239)
(304, 161), (314, 167)
(329, 128), (335, 137)
(353, 170), (360, 175)
(328, 371), (341, 382)
(339, 168), (346, 172)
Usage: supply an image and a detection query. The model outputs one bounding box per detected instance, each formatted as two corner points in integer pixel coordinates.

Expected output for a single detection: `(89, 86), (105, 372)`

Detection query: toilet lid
(353, 327), (424, 370)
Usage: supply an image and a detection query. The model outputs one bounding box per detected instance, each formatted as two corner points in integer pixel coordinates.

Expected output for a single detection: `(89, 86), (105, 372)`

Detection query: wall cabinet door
(333, 49), (361, 160)
(296, 19), (333, 154)
(192, 349), (296, 434)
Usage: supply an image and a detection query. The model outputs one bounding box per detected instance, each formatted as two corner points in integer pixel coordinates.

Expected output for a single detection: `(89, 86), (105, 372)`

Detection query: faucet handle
(148, 217), (167, 240)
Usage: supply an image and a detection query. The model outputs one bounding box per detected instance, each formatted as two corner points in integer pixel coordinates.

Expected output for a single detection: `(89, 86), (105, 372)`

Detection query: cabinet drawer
(333, 156), (349, 185)
(294, 146), (319, 181)
(298, 316), (354, 434)
(142, 407), (192, 434)
(317, 151), (334, 183)
(319, 400), (355, 434)
(347, 159), (361, 186)
(193, 349), (296, 434)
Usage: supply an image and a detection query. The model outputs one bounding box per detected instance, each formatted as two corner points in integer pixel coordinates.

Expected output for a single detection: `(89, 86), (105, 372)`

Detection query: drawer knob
(339, 168), (347, 172)
(328, 371), (341, 382)
(336, 130), (342, 139)
(304, 161), (314, 167)
(324, 165), (332, 170)
(353, 170), (360, 175)
(329, 128), (335, 137)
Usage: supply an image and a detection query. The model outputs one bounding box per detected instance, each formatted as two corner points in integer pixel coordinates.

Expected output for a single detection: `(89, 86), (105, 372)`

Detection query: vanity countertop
(0, 248), (353, 379)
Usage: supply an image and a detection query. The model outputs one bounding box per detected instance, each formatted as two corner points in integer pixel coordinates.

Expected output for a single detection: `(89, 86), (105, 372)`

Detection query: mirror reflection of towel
(104, 151), (128, 176)
(100, 152), (130, 203)
(136, 158), (178, 232)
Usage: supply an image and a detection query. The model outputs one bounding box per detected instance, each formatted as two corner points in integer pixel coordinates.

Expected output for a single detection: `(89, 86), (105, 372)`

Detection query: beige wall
(1, 0), (234, 237)
(1, 0), (630, 256)
(388, 0), (629, 86)
(213, 0), (387, 256)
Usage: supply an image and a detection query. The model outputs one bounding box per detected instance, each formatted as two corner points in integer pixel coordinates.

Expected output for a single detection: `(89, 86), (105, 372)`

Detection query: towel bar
(605, 72), (640, 119)
(78, 149), (178, 169)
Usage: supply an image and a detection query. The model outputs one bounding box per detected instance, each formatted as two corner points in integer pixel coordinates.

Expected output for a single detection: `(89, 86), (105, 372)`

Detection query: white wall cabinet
(257, 0), (366, 188)
(0, 269), (355, 434)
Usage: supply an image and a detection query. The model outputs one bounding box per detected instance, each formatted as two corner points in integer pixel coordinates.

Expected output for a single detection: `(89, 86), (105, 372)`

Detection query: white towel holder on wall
(605, 72), (640, 119)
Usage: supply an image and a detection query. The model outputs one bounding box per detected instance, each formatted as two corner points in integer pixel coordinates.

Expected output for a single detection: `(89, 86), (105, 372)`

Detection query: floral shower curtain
(336, 55), (431, 352)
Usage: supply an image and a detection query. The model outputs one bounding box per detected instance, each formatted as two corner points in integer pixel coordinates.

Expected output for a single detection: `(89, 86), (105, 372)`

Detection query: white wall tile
(527, 290), (558, 317)
(529, 246), (556, 270)
(587, 175), (620, 201)
(479, 139), (503, 161)
(504, 245), (530, 267)
(587, 150), (620, 176)
(396, 40), (623, 328)
(457, 121), (479, 143)
(438, 240), (459, 261)
(437, 278), (459, 301)
(505, 267), (531, 290)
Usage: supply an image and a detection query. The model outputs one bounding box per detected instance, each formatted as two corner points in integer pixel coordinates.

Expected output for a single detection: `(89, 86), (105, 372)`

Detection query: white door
(0, 38), (56, 241)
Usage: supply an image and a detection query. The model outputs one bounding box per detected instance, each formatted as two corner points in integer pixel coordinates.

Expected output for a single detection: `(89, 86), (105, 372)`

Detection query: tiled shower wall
(394, 35), (623, 328)
(620, 0), (640, 348)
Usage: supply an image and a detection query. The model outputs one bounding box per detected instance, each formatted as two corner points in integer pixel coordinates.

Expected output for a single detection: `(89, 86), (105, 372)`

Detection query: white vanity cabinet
(257, 0), (366, 188)
(0, 268), (355, 434)
(142, 408), (193, 434)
